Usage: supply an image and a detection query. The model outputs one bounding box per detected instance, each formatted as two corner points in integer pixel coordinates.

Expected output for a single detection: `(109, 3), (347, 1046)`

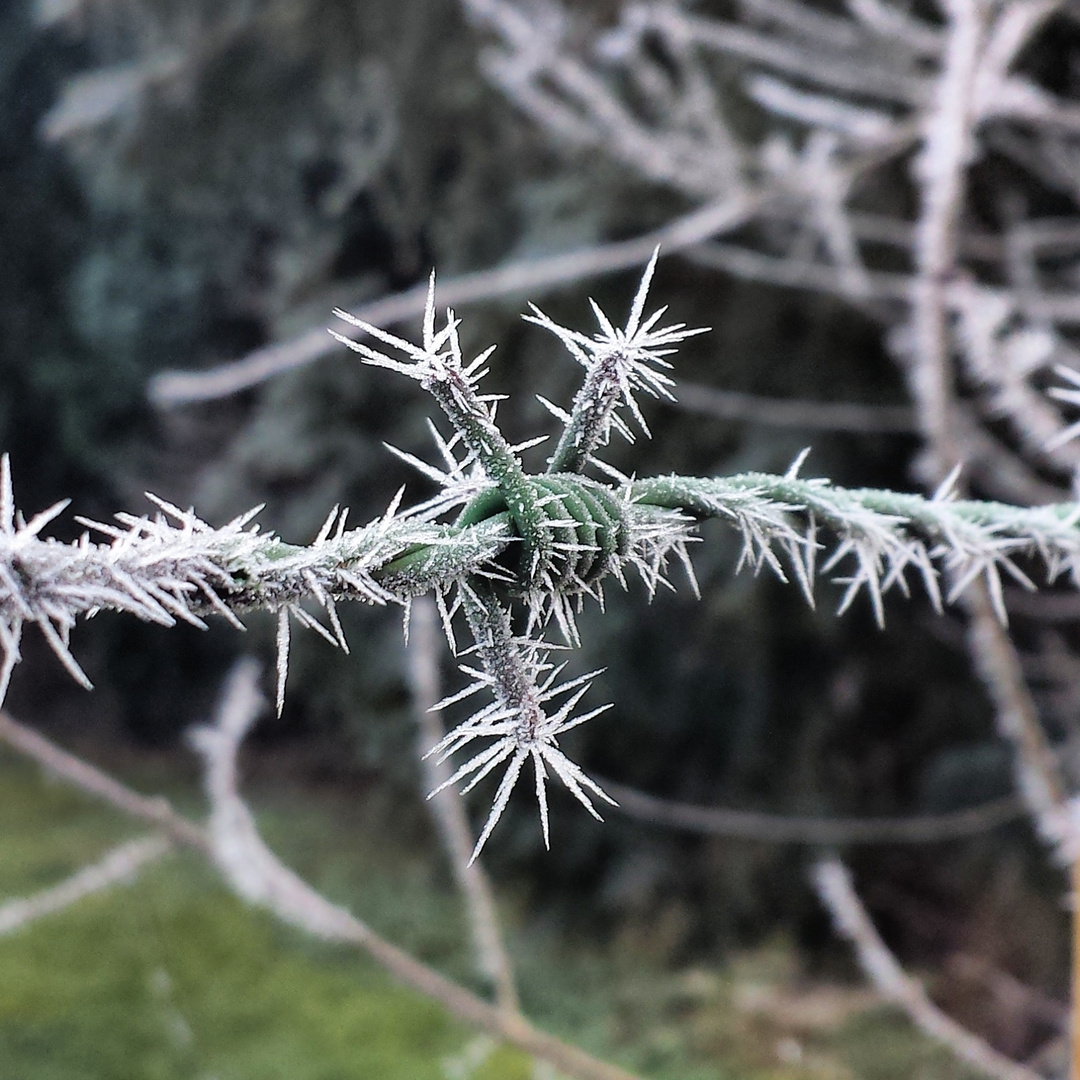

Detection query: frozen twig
(0, 835), (170, 935)
(953, 285), (1080, 472)
(40, 54), (186, 142)
(601, 779), (1022, 844)
(813, 857), (1044, 1080)
(908, 0), (985, 473)
(966, 586), (1072, 854)
(149, 198), (753, 406)
(0, 453), (510, 713)
(190, 658), (371, 940)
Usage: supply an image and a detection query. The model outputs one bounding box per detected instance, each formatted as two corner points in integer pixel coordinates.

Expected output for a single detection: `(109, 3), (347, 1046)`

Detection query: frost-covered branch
(0, 835), (170, 935)
(190, 658), (371, 940)
(0, 699), (646, 1080)
(813, 858), (1044, 1080)
(907, 0), (986, 472)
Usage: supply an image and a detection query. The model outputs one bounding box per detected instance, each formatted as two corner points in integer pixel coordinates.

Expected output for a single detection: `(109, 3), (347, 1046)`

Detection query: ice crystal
(528, 247), (710, 473)
(331, 272), (496, 397)
(427, 583), (614, 860)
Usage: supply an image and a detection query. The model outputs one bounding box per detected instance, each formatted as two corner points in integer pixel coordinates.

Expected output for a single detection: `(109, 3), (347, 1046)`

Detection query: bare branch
(600, 779), (1022, 844)
(813, 857), (1044, 1080)
(0, 698), (646, 1080)
(149, 198), (755, 406)
(965, 586), (1073, 855)
(0, 835), (170, 935)
(846, 0), (943, 55)
(648, 5), (929, 106)
(908, 0), (986, 472)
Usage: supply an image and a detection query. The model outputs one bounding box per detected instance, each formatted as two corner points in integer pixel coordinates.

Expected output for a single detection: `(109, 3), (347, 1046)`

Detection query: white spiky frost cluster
(527, 250), (709, 473)
(645, 461), (1080, 626)
(0, 459), (494, 714)
(427, 583), (616, 861)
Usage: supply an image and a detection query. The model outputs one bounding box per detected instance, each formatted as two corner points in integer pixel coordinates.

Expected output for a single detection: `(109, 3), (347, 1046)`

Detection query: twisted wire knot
(457, 474), (630, 593)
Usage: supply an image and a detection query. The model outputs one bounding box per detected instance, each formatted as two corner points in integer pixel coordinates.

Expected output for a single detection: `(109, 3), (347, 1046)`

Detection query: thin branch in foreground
(964, 585), (1074, 859)
(0, 698), (645, 1080)
(0, 835), (170, 935)
(0, 711), (208, 852)
(600, 779), (1023, 844)
(189, 658), (374, 940)
(406, 595), (519, 1013)
(907, 0), (985, 471)
(812, 857), (1043, 1080)
(188, 660), (646, 1080)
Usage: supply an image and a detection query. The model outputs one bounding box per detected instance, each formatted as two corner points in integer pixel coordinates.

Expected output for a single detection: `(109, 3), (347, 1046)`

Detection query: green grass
(0, 747), (991, 1080)
(0, 751), (530, 1080)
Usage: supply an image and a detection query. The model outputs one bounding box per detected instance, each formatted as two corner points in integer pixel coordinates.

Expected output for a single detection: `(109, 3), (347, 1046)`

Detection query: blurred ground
(0, 744), (988, 1080)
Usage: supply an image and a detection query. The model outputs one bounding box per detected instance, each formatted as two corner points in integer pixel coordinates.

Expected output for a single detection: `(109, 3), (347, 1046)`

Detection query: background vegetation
(1, 0), (1074, 1073)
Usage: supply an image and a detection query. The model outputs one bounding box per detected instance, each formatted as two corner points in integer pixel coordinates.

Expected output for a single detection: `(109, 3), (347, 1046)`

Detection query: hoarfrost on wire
(8, 255), (1080, 853)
